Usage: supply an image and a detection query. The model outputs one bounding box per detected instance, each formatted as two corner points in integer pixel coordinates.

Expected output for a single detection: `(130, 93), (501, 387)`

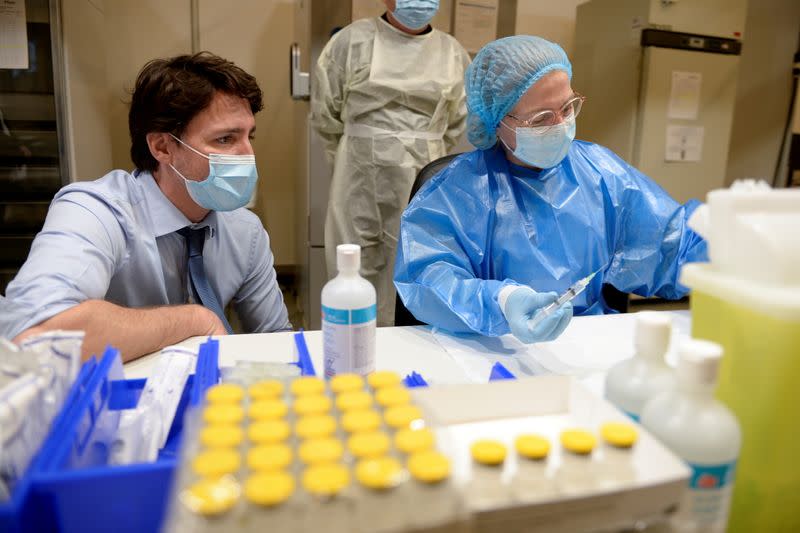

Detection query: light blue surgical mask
(501, 117), (576, 169)
(168, 134), (257, 211)
(392, 0), (439, 30)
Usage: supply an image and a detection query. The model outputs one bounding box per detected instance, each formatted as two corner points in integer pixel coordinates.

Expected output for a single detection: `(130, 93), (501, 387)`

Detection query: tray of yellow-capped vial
(411, 375), (691, 533)
(163, 371), (470, 533)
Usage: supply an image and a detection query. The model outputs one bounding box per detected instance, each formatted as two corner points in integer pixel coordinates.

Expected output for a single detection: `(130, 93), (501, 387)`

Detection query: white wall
(726, 0), (800, 185)
(199, 0), (297, 266)
(93, 0), (298, 265)
(62, 0), (113, 181)
(515, 0), (589, 56)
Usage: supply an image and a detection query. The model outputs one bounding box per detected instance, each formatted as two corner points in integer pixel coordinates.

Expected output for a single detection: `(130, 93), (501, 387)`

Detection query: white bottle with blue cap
(605, 312), (675, 421)
(322, 244), (376, 377)
(641, 339), (741, 533)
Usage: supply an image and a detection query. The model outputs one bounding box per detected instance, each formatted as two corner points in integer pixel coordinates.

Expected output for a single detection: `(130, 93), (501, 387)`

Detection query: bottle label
(675, 461), (737, 530)
(623, 409), (640, 423)
(322, 304), (376, 377)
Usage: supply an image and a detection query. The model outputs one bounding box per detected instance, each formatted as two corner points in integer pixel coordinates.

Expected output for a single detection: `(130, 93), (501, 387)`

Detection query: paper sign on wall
(454, 0), (498, 54)
(0, 0), (28, 70)
(665, 124), (704, 162)
(668, 71), (702, 120)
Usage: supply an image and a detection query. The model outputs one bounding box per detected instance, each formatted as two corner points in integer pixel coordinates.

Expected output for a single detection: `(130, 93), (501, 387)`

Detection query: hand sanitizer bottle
(641, 339), (741, 533)
(322, 244), (376, 377)
(605, 312), (675, 421)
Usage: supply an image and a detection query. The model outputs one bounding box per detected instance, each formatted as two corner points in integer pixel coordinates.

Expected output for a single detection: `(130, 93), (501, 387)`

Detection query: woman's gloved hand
(500, 286), (573, 344)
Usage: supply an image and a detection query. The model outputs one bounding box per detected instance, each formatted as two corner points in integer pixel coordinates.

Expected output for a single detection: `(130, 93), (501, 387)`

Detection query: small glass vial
(466, 439), (509, 509)
(301, 463), (355, 533)
(243, 470), (298, 532)
(595, 422), (638, 491)
(353, 456), (409, 532)
(510, 434), (557, 502)
(407, 450), (462, 529)
(556, 429), (598, 496)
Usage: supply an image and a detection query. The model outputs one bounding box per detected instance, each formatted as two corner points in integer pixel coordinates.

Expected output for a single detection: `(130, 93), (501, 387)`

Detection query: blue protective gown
(393, 141), (707, 336)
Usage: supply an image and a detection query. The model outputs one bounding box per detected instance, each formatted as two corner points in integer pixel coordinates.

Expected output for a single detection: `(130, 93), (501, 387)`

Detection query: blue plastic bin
(3, 339), (220, 533)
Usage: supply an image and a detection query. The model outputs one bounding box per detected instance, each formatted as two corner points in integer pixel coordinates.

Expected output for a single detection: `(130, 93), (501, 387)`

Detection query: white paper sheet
(665, 124), (705, 162)
(0, 0), (28, 70)
(431, 312), (691, 392)
(668, 71), (702, 120)
(453, 0), (498, 54)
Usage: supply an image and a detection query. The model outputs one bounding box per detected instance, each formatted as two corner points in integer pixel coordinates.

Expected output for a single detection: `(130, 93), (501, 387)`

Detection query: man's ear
(147, 132), (174, 166)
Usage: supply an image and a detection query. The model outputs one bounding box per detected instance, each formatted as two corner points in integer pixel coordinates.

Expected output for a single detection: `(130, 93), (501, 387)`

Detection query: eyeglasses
(505, 93), (586, 131)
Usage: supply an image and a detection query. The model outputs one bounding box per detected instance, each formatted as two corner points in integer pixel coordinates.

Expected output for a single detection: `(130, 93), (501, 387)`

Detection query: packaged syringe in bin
(0, 335), (222, 533)
(0, 332), (84, 532)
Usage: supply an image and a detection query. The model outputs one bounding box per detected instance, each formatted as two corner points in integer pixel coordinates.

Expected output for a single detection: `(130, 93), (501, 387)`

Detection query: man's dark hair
(129, 51), (263, 172)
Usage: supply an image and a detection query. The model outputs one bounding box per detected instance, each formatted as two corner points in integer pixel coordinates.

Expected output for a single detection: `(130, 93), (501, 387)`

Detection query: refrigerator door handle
(290, 43), (310, 100)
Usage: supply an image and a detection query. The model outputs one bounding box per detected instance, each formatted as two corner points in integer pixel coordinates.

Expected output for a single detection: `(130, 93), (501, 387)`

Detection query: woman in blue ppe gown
(393, 35), (707, 342)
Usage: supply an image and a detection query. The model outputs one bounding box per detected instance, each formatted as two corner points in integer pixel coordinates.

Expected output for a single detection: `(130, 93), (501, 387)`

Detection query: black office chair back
(394, 154), (462, 326)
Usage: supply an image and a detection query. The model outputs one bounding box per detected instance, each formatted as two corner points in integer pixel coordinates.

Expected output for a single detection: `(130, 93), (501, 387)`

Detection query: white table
(125, 311), (691, 397)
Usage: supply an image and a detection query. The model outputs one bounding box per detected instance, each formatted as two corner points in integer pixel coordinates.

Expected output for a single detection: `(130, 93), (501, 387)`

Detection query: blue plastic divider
(4, 339), (220, 533)
(293, 331), (316, 376)
(489, 361), (516, 381)
(403, 371), (429, 387)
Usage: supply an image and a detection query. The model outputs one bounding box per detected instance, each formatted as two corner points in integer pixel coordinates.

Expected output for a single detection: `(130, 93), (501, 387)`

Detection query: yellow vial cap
(247, 444), (293, 471)
(408, 451), (451, 484)
(299, 437), (344, 465)
(191, 448), (241, 478)
(290, 377), (325, 396)
(355, 457), (404, 490)
(302, 464), (350, 496)
(375, 387), (411, 408)
(560, 429), (597, 455)
(348, 431), (391, 459)
(248, 380), (285, 400)
(245, 471), (295, 506)
(296, 415), (337, 440)
(248, 420), (291, 444)
(367, 371), (401, 389)
(470, 440), (507, 466)
(205, 383), (245, 404)
(394, 427), (435, 455)
(336, 391), (373, 412)
(330, 374), (364, 394)
(181, 475), (240, 516)
(294, 394), (332, 416)
(600, 422), (638, 448)
(384, 405), (423, 430)
(248, 399), (289, 421)
(515, 434), (550, 460)
(200, 424), (245, 449)
(203, 404), (245, 425)
(341, 409), (382, 434)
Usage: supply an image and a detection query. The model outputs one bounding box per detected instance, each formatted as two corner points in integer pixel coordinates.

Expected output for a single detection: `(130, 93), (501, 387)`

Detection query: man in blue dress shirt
(0, 52), (291, 361)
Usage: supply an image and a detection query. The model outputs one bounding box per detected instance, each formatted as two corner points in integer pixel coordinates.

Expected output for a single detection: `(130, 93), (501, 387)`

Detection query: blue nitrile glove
(499, 287), (573, 344)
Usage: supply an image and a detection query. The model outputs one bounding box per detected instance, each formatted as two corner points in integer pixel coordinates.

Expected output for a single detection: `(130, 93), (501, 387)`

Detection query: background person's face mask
(392, 0), (440, 30)
(168, 134), (257, 211)
(501, 117), (576, 169)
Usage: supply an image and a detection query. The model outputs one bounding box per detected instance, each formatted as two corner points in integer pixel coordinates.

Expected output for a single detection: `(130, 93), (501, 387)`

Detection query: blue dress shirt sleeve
(232, 226), (292, 333)
(0, 192), (126, 338)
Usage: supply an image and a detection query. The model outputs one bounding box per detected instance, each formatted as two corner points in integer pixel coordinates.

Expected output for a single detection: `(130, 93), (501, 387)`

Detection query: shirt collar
(137, 169), (217, 238)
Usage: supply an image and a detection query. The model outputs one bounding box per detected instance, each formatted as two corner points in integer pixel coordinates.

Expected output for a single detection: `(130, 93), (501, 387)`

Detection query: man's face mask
(169, 134), (257, 211)
(500, 117), (576, 169)
(392, 0), (440, 30)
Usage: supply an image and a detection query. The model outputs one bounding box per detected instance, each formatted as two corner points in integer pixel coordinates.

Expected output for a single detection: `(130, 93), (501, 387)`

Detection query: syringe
(528, 269), (601, 330)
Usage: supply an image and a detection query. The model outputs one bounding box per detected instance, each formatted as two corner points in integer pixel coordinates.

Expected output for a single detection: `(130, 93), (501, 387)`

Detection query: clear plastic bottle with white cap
(641, 339), (741, 533)
(322, 244), (377, 377)
(605, 312), (675, 421)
